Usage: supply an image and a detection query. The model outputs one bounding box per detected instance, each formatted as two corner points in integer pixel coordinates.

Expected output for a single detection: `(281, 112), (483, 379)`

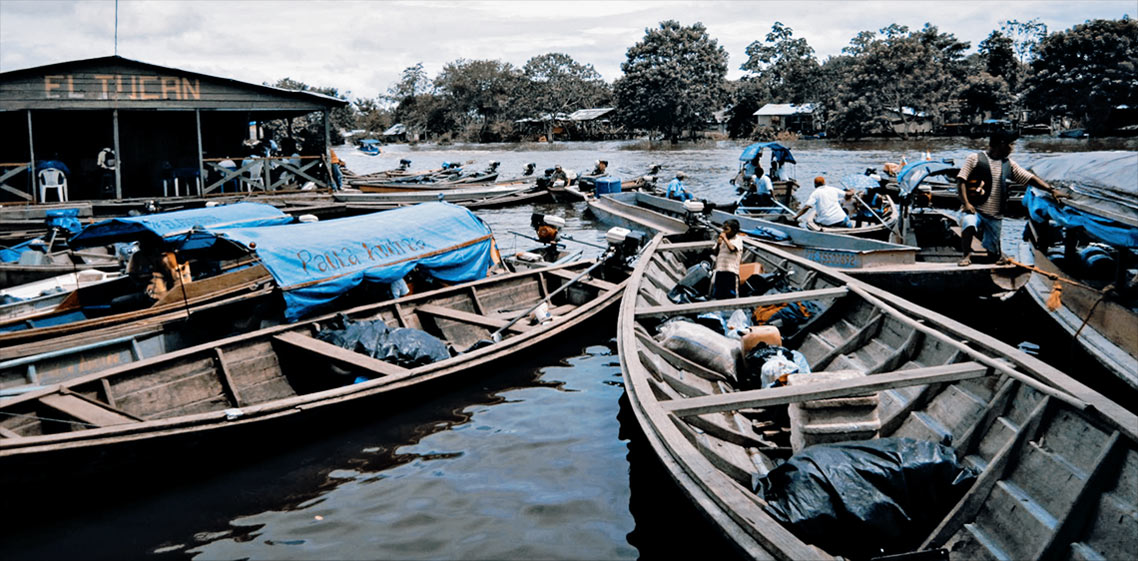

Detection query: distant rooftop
(568, 107), (615, 121)
(754, 103), (815, 116)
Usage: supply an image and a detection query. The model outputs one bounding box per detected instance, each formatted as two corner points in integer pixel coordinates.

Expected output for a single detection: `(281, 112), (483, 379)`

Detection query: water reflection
(183, 345), (637, 561)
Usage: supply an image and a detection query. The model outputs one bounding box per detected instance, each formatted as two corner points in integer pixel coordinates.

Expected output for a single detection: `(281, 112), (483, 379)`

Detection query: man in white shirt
(793, 176), (852, 227)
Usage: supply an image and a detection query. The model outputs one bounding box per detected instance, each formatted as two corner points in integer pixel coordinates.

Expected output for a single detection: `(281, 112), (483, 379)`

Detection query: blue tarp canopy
(359, 139), (381, 144)
(200, 202), (495, 321)
(739, 142), (796, 165)
(70, 202), (293, 248)
(1024, 189), (1138, 250)
(897, 160), (957, 198)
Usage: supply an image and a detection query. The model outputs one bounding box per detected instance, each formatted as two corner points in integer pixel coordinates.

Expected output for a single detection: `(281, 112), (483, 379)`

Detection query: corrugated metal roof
(753, 103), (815, 116)
(568, 107), (615, 121)
(383, 123), (406, 135)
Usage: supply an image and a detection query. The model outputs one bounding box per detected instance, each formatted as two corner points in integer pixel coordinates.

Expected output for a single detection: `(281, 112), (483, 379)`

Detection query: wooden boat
(0, 246), (121, 288)
(333, 182), (543, 205)
(0, 269), (121, 322)
(1018, 152), (1138, 389)
(734, 142), (799, 210)
(0, 252), (636, 472)
(619, 234), (1138, 560)
(586, 192), (1019, 297)
(804, 195), (901, 240)
(883, 159), (1025, 216)
(357, 139), (382, 156)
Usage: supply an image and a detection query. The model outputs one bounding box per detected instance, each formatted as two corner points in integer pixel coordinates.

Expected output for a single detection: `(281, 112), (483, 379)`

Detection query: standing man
(712, 219), (743, 299)
(957, 130), (1064, 266)
(665, 171), (693, 201)
(97, 147), (116, 197)
(793, 176), (852, 227)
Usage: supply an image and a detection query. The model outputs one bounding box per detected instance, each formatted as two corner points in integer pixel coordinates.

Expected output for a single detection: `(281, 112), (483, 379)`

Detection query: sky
(0, 0), (1132, 102)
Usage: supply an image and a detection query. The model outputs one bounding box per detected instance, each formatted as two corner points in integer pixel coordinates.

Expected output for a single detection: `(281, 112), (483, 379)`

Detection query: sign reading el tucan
(42, 74), (201, 101)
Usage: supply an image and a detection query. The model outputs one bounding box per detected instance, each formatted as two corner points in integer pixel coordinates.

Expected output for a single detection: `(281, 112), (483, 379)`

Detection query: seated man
(793, 176), (852, 227)
(665, 172), (693, 201)
(740, 166), (775, 207)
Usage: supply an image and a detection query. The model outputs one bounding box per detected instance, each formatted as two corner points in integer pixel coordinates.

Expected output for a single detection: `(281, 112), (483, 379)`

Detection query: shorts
(712, 271), (738, 300)
(960, 212), (1002, 255)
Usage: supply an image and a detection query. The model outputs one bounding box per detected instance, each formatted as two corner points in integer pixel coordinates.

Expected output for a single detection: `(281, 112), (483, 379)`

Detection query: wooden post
(195, 109), (205, 196)
(27, 109), (37, 202)
(112, 109), (122, 199)
(323, 108), (331, 169)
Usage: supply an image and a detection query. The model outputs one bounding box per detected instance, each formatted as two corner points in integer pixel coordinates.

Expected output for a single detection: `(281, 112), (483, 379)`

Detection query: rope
(0, 410), (98, 428)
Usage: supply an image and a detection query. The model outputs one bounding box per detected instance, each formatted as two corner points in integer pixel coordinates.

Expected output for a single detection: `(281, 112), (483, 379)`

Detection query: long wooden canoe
(0, 258), (631, 467)
(587, 192), (1019, 297)
(619, 235), (1137, 560)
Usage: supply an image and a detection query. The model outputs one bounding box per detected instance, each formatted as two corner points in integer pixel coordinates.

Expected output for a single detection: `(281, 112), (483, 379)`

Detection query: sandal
(995, 256), (1011, 266)
(958, 256), (972, 267)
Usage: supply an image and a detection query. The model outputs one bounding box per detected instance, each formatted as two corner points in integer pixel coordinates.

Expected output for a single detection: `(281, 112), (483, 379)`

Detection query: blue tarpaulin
(838, 174), (881, 193)
(69, 202), (293, 247)
(739, 142), (796, 165)
(896, 160), (957, 198)
(1024, 189), (1138, 250)
(201, 202), (495, 321)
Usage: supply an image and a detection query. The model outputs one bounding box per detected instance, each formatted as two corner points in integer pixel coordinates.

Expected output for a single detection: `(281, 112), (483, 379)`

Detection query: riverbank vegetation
(277, 16), (1136, 143)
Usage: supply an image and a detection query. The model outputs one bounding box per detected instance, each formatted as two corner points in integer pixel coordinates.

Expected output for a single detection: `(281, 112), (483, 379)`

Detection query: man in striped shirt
(956, 130), (1065, 266)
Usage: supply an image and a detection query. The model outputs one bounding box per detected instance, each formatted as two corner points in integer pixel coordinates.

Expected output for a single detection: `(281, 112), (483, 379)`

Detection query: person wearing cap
(793, 177), (852, 227)
(665, 171), (693, 201)
(550, 164), (570, 186)
(592, 160), (608, 175)
(956, 130), (1064, 266)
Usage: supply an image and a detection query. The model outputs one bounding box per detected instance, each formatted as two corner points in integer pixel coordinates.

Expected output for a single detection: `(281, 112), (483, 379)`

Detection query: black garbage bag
(315, 313), (390, 356)
(739, 271), (785, 298)
(667, 261), (712, 304)
(757, 438), (978, 559)
(738, 345), (811, 390)
(315, 314), (449, 370)
(377, 327), (451, 368)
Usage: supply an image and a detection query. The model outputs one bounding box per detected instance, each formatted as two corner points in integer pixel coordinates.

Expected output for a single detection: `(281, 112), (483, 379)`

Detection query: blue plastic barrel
(596, 177), (622, 195)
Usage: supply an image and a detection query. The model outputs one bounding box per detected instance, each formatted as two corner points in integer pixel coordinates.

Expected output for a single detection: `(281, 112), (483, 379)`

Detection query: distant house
(516, 107), (621, 141)
(753, 103), (818, 133)
(382, 123), (410, 143)
(882, 107), (933, 135)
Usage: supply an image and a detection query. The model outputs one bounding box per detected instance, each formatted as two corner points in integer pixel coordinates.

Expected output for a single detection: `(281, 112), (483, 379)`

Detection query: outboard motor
(601, 226), (646, 278)
(486, 161), (500, 173)
(523, 163), (536, 176)
(531, 213), (567, 261)
(537, 168), (556, 189)
(398, 158), (412, 170)
(1079, 244), (1116, 280)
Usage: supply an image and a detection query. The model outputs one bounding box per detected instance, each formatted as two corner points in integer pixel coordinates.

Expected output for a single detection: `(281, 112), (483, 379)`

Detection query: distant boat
(1057, 129), (1088, 139)
(357, 139), (382, 155)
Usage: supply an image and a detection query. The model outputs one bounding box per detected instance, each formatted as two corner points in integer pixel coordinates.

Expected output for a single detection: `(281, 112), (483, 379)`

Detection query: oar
(507, 230), (607, 250)
(465, 254), (613, 350)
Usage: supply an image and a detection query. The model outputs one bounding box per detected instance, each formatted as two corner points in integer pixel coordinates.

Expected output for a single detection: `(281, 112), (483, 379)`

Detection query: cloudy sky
(1, 0), (1131, 102)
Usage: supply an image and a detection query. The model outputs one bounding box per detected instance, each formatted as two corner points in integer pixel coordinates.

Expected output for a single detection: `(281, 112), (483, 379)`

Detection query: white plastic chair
(38, 168), (68, 202)
(242, 160), (265, 192)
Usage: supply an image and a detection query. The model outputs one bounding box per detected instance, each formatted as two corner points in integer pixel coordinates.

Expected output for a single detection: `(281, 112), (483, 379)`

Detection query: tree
(354, 97), (392, 135)
(741, 22), (822, 104)
(519, 53), (610, 142)
(979, 31), (1021, 90)
(1000, 19), (1049, 64)
(613, 20), (729, 142)
(433, 59), (523, 141)
(386, 63), (438, 140)
(959, 72), (1013, 122)
(1023, 17), (1138, 134)
(267, 78), (353, 149)
(828, 23), (969, 139)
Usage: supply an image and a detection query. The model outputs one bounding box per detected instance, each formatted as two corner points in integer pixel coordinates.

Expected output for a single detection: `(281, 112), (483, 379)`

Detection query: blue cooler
(596, 177), (622, 195)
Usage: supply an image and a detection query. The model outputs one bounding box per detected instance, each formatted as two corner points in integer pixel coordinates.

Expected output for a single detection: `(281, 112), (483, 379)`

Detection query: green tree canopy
(613, 20), (728, 142)
(741, 22), (822, 104)
(1024, 17), (1137, 133)
(519, 53), (611, 141)
(267, 78), (353, 148)
(434, 59), (524, 141)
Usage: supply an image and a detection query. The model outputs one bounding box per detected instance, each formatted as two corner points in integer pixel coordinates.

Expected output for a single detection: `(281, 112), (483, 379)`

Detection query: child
(712, 219), (743, 299)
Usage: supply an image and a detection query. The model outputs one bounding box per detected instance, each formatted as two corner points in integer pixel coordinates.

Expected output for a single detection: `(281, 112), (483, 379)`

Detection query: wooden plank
(659, 240), (715, 251)
(468, 286), (485, 315)
(213, 348), (243, 407)
(662, 362), (989, 417)
(1034, 431), (1125, 560)
(544, 267), (619, 292)
(39, 393), (136, 427)
(416, 304), (527, 333)
(922, 396), (1051, 550)
(273, 331), (409, 377)
(635, 287), (848, 319)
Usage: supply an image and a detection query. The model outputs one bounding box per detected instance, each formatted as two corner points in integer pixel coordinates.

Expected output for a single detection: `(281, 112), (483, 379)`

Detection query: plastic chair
(38, 168), (68, 202)
(242, 159), (265, 192)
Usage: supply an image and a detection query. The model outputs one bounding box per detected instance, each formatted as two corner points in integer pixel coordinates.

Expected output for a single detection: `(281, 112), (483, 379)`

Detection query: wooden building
(0, 56), (347, 203)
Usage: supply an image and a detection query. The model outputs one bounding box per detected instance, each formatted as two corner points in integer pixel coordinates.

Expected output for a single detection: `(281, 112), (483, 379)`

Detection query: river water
(6, 138), (1135, 560)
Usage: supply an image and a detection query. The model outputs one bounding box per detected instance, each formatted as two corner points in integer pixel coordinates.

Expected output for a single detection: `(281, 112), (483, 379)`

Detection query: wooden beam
(112, 108), (122, 199)
(195, 109), (205, 196)
(662, 361), (989, 417)
(27, 110), (37, 201)
(416, 304), (527, 333)
(40, 393), (136, 427)
(273, 331), (409, 377)
(658, 240), (714, 251)
(635, 287), (848, 319)
(635, 330), (728, 382)
(213, 348), (243, 407)
(0, 426), (20, 438)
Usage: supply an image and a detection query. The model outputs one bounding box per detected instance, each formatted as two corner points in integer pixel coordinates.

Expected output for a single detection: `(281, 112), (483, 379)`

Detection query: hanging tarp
(1024, 189), (1138, 250)
(70, 202), (293, 248)
(1028, 151), (1138, 229)
(838, 174), (881, 193)
(739, 142), (796, 165)
(202, 202), (494, 320)
(896, 160), (958, 198)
